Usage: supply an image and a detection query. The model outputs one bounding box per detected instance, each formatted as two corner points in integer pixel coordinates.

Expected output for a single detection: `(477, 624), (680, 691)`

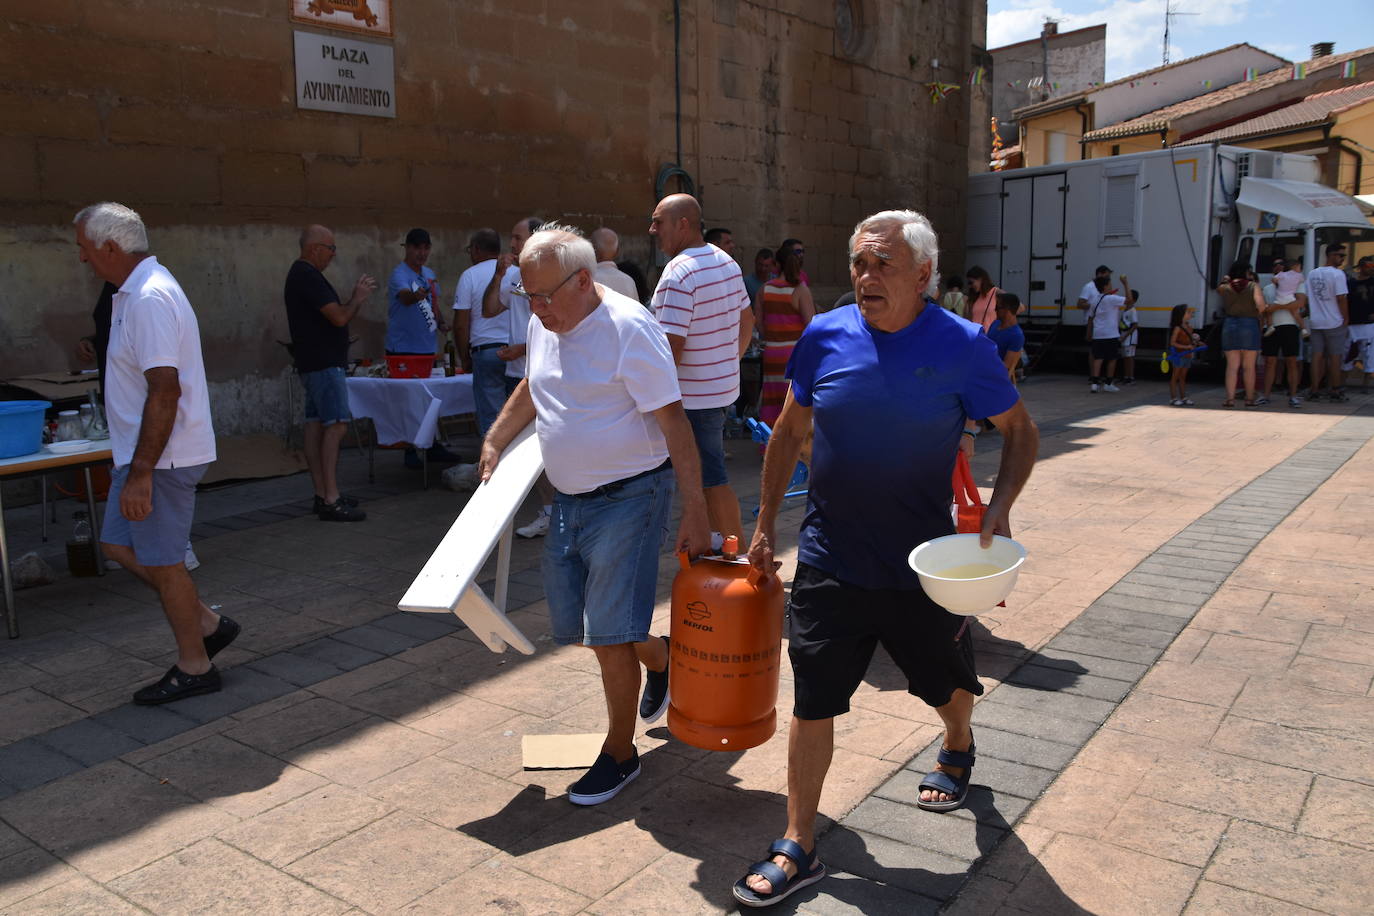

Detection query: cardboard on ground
(398, 422), (543, 654)
(521, 734), (605, 770)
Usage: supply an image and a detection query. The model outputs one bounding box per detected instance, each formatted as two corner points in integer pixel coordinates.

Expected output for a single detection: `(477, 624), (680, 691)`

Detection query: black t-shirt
(284, 260), (348, 372)
(1349, 274), (1374, 325)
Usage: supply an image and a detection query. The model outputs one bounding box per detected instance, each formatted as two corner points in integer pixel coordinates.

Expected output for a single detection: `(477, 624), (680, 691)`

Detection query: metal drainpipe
(1074, 103), (1089, 158)
(674, 0), (682, 167)
(1331, 136), (1364, 195)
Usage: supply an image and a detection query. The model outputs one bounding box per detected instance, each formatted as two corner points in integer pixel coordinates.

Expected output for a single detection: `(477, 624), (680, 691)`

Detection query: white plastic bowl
(908, 533), (1027, 615)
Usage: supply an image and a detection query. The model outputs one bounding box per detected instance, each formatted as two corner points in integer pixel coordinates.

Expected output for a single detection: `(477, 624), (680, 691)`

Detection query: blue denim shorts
(1222, 316), (1261, 352)
(543, 466), (674, 646)
(300, 366), (351, 426)
(685, 406), (728, 488)
(101, 463), (208, 567)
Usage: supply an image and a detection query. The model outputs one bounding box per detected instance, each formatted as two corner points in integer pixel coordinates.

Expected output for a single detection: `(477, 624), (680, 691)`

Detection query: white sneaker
(516, 508), (550, 539)
(1090, 383), (1100, 393)
(1103, 383), (1120, 392)
(184, 542), (200, 571)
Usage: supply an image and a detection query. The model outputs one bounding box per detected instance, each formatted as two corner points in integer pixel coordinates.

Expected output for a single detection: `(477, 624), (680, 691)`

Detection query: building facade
(2, 0), (980, 435)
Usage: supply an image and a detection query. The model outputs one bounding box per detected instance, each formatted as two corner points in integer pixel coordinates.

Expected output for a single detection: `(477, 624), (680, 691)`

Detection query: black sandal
(132, 665), (221, 706)
(732, 838), (826, 908)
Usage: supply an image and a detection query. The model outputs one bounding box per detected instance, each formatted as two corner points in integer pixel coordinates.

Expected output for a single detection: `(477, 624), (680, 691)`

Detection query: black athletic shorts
(1261, 324), (1300, 358)
(787, 562), (984, 720)
(1090, 337), (1120, 360)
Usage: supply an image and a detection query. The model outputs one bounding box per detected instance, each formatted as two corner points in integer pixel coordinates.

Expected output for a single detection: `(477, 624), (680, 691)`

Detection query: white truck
(965, 144), (1374, 351)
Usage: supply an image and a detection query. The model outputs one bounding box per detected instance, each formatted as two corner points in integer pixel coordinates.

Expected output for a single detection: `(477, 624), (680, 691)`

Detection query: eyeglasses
(512, 268), (583, 306)
(316, 243), (337, 252)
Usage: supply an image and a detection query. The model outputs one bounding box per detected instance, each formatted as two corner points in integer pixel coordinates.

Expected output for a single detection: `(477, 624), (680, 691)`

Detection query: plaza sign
(293, 30), (396, 119)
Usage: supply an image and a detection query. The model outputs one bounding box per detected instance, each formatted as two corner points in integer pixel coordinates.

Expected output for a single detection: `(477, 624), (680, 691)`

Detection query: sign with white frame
(293, 30), (396, 119)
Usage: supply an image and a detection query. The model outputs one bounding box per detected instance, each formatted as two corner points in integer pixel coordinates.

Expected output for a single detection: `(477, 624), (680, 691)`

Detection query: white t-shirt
(1264, 280), (1303, 327)
(527, 288), (682, 494)
(651, 243), (751, 409)
(499, 265), (530, 379)
(1306, 266), (1349, 330)
(106, 257), (217, 469)
(593, 260), (640, 303)
(1119, 306), (1138, 347)
(1078, 280), (1099, 306)
(452, 259), (507, 347)
(1089, 293), (1127, 340)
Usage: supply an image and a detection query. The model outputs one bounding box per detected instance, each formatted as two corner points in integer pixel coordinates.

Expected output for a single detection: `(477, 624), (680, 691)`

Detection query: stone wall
(2, 0), (978, 435)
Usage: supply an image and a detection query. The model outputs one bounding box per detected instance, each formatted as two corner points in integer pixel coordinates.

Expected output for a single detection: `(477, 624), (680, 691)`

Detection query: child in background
(988, 292), (1026, 384)
(1168, 303), (1202, 406)
(1118, 290), (1140, 384)
(940, 275), (968, 318)
(1264, 257), (1304, 337)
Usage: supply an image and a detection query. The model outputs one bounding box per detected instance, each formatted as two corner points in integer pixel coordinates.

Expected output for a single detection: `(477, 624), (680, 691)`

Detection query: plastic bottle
(66, 511), (98, 577)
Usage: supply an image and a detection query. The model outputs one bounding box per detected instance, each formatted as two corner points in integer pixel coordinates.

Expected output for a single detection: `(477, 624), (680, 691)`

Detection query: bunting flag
(1202, 79), (1212, 89)
(968, 66), (985, 85)
(1344, 60), (1358, 78)
(1052, 81), (1061, 89)
(1243, 67), (1258, 80)
(1292, 62), (1308, 79)
(926, 80), (960, 103)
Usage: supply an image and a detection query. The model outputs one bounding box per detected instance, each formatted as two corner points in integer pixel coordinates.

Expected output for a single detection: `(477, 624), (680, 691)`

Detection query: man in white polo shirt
(452, 227), (511, 436)
(480, 225), (709, 805)
(73, 202), (237, 706)
(649, 193), (755, 545)
(590, 227), (640, 302)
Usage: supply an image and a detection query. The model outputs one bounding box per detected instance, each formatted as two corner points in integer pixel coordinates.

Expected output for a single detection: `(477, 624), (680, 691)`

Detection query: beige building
(2, 0), (982, 435)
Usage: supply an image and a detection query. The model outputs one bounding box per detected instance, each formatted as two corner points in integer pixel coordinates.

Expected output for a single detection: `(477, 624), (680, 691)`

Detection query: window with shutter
(1103, 173), (1137, 241)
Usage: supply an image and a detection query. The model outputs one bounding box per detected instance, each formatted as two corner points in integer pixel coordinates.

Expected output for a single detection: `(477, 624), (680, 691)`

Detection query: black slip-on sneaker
(639, 635), (670, 723)
(568, 751), (641, 806)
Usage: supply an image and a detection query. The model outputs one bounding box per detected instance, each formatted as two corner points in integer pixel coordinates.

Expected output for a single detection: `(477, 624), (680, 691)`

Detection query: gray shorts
(1310, 326), (1350, 357)
(102, 463), (208, 567)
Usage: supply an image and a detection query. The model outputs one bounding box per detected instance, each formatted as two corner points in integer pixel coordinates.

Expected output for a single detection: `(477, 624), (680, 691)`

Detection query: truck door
(998, 173), (1068, 321)
(1028, 173), (1068, 321)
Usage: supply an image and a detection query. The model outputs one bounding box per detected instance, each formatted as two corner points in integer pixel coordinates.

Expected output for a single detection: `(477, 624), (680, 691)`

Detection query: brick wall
(2, 0), (977, 434)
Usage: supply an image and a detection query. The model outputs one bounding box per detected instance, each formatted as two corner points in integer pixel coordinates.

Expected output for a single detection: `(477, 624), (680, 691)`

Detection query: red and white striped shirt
(651, 244), (751, 409)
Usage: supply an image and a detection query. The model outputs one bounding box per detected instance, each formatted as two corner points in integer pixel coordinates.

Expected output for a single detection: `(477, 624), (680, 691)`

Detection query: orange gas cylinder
(667, 538), (785, 751)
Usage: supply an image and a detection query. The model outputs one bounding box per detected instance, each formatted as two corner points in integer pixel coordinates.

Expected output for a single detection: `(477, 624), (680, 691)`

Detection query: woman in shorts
(1217, 259), (1265, 407)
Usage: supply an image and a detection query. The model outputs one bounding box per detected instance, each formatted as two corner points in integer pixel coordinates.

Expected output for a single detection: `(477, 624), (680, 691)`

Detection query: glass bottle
(66, 511), (99, 577)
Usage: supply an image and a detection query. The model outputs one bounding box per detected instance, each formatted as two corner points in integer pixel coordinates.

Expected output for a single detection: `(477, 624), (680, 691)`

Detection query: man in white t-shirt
(480, 225), (710, 806)
(649, 193), (756, 546)
(452, 228), (511, 435)
(1076, 264), (1113, 376)
(1306, 243), (1351, 401)
(1086, 272), (1135, 393)
(73, 202), (238, 706)
(589, 227), (640, 302)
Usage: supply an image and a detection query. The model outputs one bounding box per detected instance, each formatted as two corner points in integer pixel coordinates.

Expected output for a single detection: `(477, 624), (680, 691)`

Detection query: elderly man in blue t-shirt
(733, 210), (1039, 908)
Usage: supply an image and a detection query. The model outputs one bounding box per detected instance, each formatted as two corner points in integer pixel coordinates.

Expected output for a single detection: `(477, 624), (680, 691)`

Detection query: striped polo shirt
(651, 243), (751, 409)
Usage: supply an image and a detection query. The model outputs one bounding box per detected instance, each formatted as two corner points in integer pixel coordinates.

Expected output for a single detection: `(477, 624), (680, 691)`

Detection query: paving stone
(1059, 617), (1178, 650)
(792, 869), (941, 916)
(1079, 605), (1192, 636)
(1100, 795), (1230, 867)
(1205, 821), (1374, 913)
(329, 623), (428, 656)
(5, 874), (145, 914)
(371, 611), (461, 640)
(1006, 666), (1134, 703)
(1021, 649), (1148, 683)
(32, 717), (143, 766)
(0, 687), (87, 745)
(1089, 590), (1201, 618)
(217, 786), (394, 867)
(110, 837), (351, 913)
(289, 637), (387, 672)
(0, 738), (85, 791)
(975, 683), (1118, 724)
(1116, 572), (1217, 598)
(245, 651), (344, 687)
(1019, 832), (1200, 915)
(285, 718), (449, 788)
(966, 727), (1082, 771)
(138, 734), (328, 818)
(0, 846), (78, 910)
(1044, 633), (1164, 666)
(89, 702), (199, 746)
(0, 760), (236, 883)
(1184, 881), (1328, 915)
(412, 854), (593, 915)
(819, 825), (969, 901)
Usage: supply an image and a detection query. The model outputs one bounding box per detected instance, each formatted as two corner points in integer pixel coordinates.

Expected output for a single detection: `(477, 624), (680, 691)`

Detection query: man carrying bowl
(735, 209), (1039, 908)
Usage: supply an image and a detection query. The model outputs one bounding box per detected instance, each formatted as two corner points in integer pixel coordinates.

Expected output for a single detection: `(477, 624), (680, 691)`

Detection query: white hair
(73, 202), (149, 253)
(849, 209), (939, 298)
(521, 223), (596, 276)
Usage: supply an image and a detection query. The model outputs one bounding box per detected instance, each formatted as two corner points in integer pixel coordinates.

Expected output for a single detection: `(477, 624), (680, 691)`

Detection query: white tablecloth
(346, 375), (475, 449)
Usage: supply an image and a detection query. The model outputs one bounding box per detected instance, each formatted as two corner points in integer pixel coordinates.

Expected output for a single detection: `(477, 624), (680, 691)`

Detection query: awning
(1236, 178), (1371, 228)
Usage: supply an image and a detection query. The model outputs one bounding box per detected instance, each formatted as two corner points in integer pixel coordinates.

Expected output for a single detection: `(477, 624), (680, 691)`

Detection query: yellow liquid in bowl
(936, 563), (1004, 580)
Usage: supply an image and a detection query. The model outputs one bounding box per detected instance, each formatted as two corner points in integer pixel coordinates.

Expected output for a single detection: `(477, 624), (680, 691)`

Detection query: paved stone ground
(1, 376), (1370, 914)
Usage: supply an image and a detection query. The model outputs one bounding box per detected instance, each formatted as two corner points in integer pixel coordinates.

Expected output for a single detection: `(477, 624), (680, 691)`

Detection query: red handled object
(667, 537), (784, 751)
(952, 451), (1006, 608)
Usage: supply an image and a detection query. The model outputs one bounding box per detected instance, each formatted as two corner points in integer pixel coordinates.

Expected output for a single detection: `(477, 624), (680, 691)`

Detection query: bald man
(649, 193), (755, 545)
(284, 224), (377, 521)
(590, 227), (640, 302)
